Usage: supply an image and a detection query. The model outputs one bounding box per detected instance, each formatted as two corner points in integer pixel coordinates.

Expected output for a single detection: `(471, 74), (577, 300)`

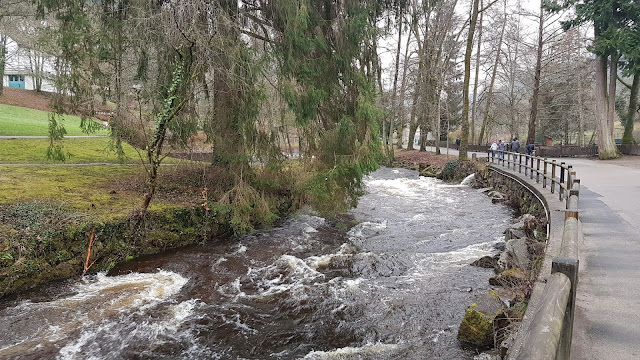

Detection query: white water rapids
(0, 167), (512, 359)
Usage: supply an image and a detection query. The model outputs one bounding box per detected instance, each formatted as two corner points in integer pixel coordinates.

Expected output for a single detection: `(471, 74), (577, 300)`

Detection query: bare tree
(478, 0), (507, 145)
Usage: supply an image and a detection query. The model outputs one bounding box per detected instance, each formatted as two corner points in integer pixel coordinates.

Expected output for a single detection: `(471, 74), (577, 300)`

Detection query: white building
(2, 36), (56, 93)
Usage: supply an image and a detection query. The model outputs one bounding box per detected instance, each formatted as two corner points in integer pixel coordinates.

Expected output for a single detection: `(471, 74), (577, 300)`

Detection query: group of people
(490, 138), (535, 157)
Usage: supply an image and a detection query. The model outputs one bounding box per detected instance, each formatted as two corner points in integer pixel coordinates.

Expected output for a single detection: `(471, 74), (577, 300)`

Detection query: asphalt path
(557, 158), (640, 360)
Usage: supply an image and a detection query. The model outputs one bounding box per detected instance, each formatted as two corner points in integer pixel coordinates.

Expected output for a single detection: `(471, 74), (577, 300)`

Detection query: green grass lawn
(0, 137), (146, 164)
(0, 104), (109, 136)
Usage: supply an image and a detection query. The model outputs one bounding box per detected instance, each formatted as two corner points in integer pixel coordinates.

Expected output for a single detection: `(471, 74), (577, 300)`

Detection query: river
(0, 167), (512, 359)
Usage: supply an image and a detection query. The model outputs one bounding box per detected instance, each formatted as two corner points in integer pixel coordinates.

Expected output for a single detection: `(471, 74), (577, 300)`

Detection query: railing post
(560, 162), (566, 201)
(570, 179), (580, 211)
(543, 159), (548, 188)
(567, 166), (573, 190)
(530, 156), (535, 179)
(552, 258), (579, 360)
(519, 154), (523, 173)
(551, 160), (557, 194)
(536, 158), (541, 183)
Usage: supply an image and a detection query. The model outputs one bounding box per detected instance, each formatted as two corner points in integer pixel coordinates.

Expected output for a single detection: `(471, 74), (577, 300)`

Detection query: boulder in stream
(504, 227), (527, 240)
(458, 289), (507, 349)
(470, 255), (498, 269)
(506, 238), (531, 270)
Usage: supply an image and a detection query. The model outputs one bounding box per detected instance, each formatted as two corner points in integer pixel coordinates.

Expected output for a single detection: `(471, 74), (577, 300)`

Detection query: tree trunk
(478, 4), (506, 146)
(407, 121), (418, 150)
(397, 24), (413, 150)
(388, 8), (404, 162)
(526, 3), (544, 145)
(459, 0), (481, 160)
(417, 9), (431, 153)
(607, 52), (619, 136)
(578, 74), (585, 146)
(621, 71), (639, 145)
(595, 53), (620, 159)
(435, 86), (442, 155)
(419, 129), (428, 151)
(470, 0), (483, 145)
(0, 35), (6, 97)
(406, 10), (425, 151)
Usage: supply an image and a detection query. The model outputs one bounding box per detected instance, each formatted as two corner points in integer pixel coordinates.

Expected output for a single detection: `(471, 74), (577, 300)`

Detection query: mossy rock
(458, 289), (506, 348)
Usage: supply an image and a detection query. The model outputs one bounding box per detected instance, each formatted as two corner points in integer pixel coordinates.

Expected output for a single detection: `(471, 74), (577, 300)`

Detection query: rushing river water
(0, 167), (512, 359)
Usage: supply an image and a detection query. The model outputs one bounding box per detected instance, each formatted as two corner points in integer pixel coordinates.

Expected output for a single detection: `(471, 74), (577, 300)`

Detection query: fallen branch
(82, 227), (97, 276)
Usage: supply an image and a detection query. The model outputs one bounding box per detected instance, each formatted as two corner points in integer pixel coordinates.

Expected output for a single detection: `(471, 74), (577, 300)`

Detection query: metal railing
(488, 150), (580, 360)
(488, 150), (576, 204)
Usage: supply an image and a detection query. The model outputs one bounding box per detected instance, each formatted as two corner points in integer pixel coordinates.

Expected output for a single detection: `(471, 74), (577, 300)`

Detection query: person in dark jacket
(526, 143), (535, 155)
(511, 137), (521, 153)
(498, 140), (506, 158)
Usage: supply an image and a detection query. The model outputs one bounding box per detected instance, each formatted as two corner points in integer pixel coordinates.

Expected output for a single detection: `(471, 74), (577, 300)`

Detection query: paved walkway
(560, 157), (640, 360)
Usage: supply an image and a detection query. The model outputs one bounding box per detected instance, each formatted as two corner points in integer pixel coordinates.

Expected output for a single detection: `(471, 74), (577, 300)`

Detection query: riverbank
(0, 161), (299, 299)
(392, 149), (483, 182)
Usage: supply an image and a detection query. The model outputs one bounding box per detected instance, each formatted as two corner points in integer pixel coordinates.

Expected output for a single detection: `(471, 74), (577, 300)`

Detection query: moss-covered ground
(0, 137), (187, 164)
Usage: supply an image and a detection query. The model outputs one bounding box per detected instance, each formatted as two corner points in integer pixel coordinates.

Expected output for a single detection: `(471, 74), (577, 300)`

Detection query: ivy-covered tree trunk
(142, 57), (191, 213)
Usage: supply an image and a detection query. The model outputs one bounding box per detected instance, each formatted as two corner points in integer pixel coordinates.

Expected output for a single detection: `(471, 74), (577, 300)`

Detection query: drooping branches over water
(35, 0), (408, 228)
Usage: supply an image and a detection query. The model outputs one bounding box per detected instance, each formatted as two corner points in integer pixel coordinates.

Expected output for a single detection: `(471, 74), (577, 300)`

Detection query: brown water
(0, 167), (511, 359)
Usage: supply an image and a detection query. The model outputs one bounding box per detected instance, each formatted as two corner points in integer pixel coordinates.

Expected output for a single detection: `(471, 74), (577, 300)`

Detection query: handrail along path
(487, 150), (580, 360)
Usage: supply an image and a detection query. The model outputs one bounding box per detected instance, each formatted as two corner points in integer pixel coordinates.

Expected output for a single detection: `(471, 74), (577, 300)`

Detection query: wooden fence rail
(488, 150), (580, 360)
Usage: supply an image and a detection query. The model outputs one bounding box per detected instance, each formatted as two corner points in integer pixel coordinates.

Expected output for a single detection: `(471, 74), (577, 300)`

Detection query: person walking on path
(498, 140), (506, 159)
(511, 137), (520, 153)
(490, 141), (498, 158)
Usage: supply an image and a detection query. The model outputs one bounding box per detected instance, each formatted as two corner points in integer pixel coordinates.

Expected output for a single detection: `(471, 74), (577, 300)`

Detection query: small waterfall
(460, 173), (475, 186)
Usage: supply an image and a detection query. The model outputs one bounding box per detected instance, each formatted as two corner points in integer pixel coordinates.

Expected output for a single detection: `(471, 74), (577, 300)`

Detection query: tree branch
(618, 74), (632, 89)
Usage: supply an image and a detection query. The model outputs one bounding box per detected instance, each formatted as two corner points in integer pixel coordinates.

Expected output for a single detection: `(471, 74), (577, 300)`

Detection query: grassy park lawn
(0, 137), (145, 164)
(0, 103), (109, 136)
